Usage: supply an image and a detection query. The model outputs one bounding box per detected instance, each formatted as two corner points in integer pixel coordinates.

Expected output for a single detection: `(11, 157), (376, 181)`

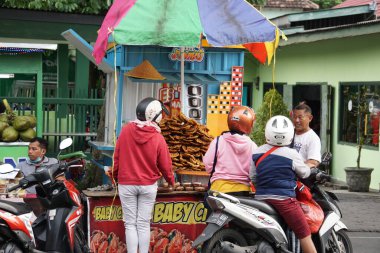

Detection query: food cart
(86, 44), (247, 251)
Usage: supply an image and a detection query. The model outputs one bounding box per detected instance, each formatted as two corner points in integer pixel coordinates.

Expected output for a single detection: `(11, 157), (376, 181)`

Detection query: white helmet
(136, 97), (169, 123)
(265, 115), (294, 146)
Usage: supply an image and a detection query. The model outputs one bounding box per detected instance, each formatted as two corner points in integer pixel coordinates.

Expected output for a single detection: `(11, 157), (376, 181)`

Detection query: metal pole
(180, 47), (185, 112)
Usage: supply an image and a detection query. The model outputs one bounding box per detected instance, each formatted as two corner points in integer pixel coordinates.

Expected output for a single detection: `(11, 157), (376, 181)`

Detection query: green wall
(253, 33), (380, 190)
(243, 52), (260, 107)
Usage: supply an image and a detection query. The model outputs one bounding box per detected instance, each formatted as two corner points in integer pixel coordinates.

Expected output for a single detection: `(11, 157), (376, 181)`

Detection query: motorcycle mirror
(321, 152), (332, 165)
(59, 138), (73, 150)
(0, 163), (15, 174)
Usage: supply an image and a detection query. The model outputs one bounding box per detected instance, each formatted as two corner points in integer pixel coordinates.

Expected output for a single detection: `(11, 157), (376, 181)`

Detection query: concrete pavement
(323, 186), (380, 232)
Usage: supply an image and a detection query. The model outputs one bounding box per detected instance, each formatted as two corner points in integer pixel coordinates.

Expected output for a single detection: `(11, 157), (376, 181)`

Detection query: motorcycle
(0, 138), (89, 253)
(193, 152), (353, 253)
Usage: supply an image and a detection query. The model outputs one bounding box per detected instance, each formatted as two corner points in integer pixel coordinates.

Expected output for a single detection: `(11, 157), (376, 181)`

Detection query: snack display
(182, 182), (192, 188)
(159, 113), (213, 172)
(194, 186), (206, 192)
(158, 181), (207, 193)
(192, 182), (202, 187)
(157, 186), (174, 193)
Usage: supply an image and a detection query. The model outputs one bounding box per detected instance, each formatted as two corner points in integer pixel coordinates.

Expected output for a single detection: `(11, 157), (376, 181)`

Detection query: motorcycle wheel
(326, 230), (353, 253)
(0, 242), (24, 253)
(74, 232), (89, 253)
(201, 228), (248, 253)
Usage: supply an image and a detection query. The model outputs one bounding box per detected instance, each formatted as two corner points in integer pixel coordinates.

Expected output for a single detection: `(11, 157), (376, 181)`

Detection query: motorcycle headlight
(207, 197), (225, 211)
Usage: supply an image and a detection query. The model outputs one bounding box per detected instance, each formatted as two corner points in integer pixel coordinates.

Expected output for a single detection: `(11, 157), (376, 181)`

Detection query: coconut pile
(0, 99), (37, 142)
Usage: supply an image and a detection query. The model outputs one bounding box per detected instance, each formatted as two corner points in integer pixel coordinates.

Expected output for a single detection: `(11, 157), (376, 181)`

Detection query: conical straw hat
(126, 60), (165, 80)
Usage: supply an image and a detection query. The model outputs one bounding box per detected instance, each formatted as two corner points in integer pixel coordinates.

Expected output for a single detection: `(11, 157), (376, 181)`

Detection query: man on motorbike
(16, 137), (58, 216)
(251, 115), (317, 253)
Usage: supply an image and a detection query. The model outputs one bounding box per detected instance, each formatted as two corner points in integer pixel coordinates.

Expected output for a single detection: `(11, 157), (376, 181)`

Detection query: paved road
(348, 232), (380, 253)
(331, 189), (380, 232)
(326, 188), (380, 252)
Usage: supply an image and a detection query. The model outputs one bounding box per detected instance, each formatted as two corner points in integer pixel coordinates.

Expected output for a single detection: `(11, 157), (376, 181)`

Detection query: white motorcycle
(193, 152), (352, 253)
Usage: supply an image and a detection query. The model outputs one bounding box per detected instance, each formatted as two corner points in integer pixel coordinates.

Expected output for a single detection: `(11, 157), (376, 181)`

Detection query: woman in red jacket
(111, 97), (175, 253)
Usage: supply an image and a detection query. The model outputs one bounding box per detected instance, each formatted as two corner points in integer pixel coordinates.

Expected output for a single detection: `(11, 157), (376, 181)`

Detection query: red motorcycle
(0, 138), (89, 253)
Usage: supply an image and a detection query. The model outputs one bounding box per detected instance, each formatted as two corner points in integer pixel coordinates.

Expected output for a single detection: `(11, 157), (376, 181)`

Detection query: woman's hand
(105, 167), (117, 185)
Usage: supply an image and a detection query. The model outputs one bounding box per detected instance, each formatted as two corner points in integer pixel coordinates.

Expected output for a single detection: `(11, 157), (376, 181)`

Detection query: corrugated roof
(127, 73), (220, 84)
(280, 19), (380, 45)
(285, 18), (380, 35)
(333, 0), (380, 17)
(272, 4), (375, 32)
(265, 0), (319, 10)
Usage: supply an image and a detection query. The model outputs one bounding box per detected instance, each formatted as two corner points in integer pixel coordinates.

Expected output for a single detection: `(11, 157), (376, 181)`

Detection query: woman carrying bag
(203, 105), (257, 210)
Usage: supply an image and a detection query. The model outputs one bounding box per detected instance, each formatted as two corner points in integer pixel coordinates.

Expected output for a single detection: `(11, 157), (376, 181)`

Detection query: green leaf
(312, 0), (343, 9)
(250, 89), (289, 146)
(2, 0), (111, 14)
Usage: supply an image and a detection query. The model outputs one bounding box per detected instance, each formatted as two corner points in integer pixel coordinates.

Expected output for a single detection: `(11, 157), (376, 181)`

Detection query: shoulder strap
(210, 136), (220, 177)
(207, 136), (220, 188)
(256, 146), (280, 167)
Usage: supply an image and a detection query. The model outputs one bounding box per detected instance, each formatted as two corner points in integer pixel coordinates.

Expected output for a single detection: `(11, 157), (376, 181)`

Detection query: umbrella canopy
(93, 0), (284, 65)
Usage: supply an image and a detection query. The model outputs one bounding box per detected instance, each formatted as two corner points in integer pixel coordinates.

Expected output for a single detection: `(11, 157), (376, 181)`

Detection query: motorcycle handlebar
(7, 184), (21, 192)
(310, 168), (331, 183)
(60, 158), (83, 169)
(7, 158), (83, 193)
(317, 171), (331, 182)
(53, 158), (83, 177)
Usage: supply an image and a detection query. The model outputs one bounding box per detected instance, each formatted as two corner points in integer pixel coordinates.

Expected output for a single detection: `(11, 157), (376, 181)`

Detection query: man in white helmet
(251, 115), (317, 253)
(109, 97), (175, 253)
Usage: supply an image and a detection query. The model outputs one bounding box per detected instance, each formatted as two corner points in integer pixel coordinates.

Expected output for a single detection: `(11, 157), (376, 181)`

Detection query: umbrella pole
(180, 47), (185, 113)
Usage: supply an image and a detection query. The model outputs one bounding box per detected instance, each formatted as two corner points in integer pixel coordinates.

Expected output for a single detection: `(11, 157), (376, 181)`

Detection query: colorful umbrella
(93, 0), (285, 65)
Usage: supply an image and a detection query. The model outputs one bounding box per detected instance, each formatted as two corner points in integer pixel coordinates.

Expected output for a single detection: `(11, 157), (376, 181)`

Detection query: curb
(322, 184), (380, 198)
(348, 229), (380, 233)
(331, 190), (380, 198)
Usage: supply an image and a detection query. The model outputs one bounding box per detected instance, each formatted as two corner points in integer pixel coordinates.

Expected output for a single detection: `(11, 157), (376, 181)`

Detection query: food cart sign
(169, 47), (205, 62)
(87, 194), (207, 252)
(159, 84), (182, 118)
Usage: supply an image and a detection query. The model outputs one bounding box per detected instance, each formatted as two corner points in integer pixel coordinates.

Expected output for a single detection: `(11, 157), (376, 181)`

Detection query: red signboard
(87, 194), (207, 252)
(159, 83), (182, 119)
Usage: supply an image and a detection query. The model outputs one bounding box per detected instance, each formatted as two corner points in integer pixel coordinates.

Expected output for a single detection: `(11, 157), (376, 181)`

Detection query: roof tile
(333, 0), (380, 17)
(265, 0), (319, 10)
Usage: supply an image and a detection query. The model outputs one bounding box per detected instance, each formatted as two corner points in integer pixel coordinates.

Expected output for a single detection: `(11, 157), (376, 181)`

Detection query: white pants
(118, 183), (157, 253)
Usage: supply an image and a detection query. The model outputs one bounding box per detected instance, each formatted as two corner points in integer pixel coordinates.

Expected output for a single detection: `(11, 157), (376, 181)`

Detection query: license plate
(207, 212), (229, 226)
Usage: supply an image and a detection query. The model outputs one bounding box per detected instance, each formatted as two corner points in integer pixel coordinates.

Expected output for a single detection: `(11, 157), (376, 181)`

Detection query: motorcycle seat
(0, 199), (32, 215)
(237, 197), (278, 215)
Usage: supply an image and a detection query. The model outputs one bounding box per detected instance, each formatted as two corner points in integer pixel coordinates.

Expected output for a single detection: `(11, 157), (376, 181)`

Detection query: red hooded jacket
(113, 122), (175, 186)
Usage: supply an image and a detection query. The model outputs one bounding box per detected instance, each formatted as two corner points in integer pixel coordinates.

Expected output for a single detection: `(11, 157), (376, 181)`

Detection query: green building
(246, 3), (380, 190)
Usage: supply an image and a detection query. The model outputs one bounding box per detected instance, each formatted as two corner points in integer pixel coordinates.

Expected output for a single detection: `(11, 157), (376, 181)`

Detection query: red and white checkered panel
(230, 66), (244, 107)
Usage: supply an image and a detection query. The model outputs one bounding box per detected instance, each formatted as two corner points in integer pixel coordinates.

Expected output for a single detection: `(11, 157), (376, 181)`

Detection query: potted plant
(344, 85), (374, 192)
(251, 88), (289, 145)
